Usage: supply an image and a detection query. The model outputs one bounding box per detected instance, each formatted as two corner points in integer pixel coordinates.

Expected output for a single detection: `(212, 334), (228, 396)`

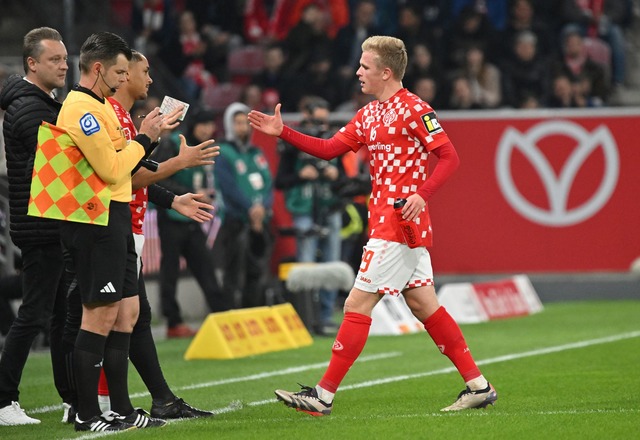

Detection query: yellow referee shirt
(57, 88), (145, 202)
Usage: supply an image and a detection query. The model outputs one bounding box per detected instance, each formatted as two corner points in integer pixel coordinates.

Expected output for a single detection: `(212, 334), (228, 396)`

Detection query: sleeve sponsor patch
(421, 111), (442, 134)
(80, 113), (100, 136)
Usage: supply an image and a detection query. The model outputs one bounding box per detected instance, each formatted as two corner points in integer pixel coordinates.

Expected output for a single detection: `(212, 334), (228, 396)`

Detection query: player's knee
(113, 305), (139, 333)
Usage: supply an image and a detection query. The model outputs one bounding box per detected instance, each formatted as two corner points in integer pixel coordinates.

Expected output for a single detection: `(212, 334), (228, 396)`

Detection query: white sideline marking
(60, 330), (640, 440)
(33, 352), (402, 415)
(161, 351), (402, 395)
(341, 330), (640, 391)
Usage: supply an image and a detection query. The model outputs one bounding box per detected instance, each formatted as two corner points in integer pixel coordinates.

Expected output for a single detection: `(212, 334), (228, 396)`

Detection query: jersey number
(360, 249), (375, 272)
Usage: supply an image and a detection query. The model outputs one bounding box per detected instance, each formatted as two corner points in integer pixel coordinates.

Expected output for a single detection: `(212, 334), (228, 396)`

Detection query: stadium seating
(227, 45), (265, 84)
(201, 82), (244, 114)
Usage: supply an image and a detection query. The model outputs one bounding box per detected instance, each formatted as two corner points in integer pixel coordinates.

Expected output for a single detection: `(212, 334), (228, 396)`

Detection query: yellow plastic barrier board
(271, 303), (313, 348)
(184, 303), (313, 360)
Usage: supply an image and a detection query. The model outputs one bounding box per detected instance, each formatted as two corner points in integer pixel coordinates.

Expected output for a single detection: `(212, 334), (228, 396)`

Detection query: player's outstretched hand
(172, 193), (214, 223)
(177, 134), (219, 168)
(248, 103), (284, 137)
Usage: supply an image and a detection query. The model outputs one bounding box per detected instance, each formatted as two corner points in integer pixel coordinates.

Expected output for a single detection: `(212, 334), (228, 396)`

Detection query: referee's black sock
(103, 331), (134, 416)
(74, 329), (107, 420)
(130, 325), (175, 404)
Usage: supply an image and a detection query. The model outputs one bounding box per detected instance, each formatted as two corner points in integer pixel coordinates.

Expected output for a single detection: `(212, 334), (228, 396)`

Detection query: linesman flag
(28, 122), (111, 225)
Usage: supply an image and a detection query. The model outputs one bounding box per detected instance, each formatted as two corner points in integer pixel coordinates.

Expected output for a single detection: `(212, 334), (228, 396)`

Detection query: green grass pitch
(2, 300), (639, 439)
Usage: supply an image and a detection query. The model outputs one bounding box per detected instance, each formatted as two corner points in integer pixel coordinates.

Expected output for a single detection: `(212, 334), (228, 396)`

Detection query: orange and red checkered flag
(27, 122), (111, 225)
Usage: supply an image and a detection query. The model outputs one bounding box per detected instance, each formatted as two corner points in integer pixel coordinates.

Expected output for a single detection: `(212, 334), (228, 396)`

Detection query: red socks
(315, 307), (479, 393)
(98, 368), (109, 396)
(424, 306), (481, 382)
(318, 312), (372, 393)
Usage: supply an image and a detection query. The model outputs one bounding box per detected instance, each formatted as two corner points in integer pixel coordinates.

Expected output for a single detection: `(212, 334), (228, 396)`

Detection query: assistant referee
(56, 32), (164, 432)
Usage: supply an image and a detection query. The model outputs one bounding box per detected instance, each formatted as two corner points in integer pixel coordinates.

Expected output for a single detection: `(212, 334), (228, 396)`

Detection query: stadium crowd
(124, 0), (636, 113)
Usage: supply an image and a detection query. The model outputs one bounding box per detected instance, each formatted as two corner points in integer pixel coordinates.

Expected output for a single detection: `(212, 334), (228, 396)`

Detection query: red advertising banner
(428, 108), (640, 273)
(471, 279), (531, 319)
(255, 108), (640, 274)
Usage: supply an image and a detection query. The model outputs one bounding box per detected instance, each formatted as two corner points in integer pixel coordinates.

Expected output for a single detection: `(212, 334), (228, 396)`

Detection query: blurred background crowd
(1, 0), (640, 120)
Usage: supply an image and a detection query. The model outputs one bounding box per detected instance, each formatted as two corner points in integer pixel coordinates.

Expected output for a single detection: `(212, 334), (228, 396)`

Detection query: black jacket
(0, 74), (62, 248)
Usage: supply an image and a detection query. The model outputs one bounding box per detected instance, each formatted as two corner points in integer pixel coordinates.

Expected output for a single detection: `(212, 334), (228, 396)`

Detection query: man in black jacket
(0, 27), (70, 425)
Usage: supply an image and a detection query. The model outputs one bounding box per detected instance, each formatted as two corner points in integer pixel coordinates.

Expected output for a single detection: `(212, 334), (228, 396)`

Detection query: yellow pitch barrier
(184, 303), (313, 360)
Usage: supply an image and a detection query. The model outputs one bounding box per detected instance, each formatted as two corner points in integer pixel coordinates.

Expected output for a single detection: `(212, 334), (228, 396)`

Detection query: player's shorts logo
(421, 112), (442, 134)
(496, 120), (619, 226)
(80, 113), (100, 136)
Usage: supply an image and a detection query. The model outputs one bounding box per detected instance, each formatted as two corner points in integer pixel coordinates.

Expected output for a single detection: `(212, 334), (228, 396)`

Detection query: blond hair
(361, 36), (408, 80)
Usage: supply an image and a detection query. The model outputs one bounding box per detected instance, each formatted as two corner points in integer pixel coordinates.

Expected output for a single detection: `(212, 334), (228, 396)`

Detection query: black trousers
(0, 242), (70, 407)
(0, 273), (21, 335)
(212, 218), (271, 309)
(157, 210), (230, 327)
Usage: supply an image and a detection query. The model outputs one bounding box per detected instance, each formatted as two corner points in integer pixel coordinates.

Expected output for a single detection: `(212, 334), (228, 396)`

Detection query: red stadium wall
(253, 108), (640, 274)
(430, 108), (640, 273)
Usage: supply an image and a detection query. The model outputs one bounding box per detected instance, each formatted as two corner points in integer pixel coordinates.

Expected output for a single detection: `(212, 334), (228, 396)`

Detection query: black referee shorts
(60, 201), (138, 305)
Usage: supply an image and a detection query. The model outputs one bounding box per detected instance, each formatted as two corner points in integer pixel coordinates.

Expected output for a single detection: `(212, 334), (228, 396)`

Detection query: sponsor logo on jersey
(80, 113), (100, 135)
(363, 115), (376, 129)
(421, 111), (442, 134)
(369, 142), (392, 153)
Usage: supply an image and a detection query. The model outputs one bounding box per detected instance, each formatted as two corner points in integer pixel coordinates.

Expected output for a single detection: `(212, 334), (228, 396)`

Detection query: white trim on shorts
(353, 238), (434, 296)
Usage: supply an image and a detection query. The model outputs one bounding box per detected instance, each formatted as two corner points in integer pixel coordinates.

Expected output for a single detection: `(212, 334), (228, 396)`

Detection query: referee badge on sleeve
(80, 112), (100, 135)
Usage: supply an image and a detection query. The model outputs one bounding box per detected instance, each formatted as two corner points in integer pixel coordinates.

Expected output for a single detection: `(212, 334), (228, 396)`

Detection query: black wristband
(148, 184), (176, 209)
(134, 133), (152, 154)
